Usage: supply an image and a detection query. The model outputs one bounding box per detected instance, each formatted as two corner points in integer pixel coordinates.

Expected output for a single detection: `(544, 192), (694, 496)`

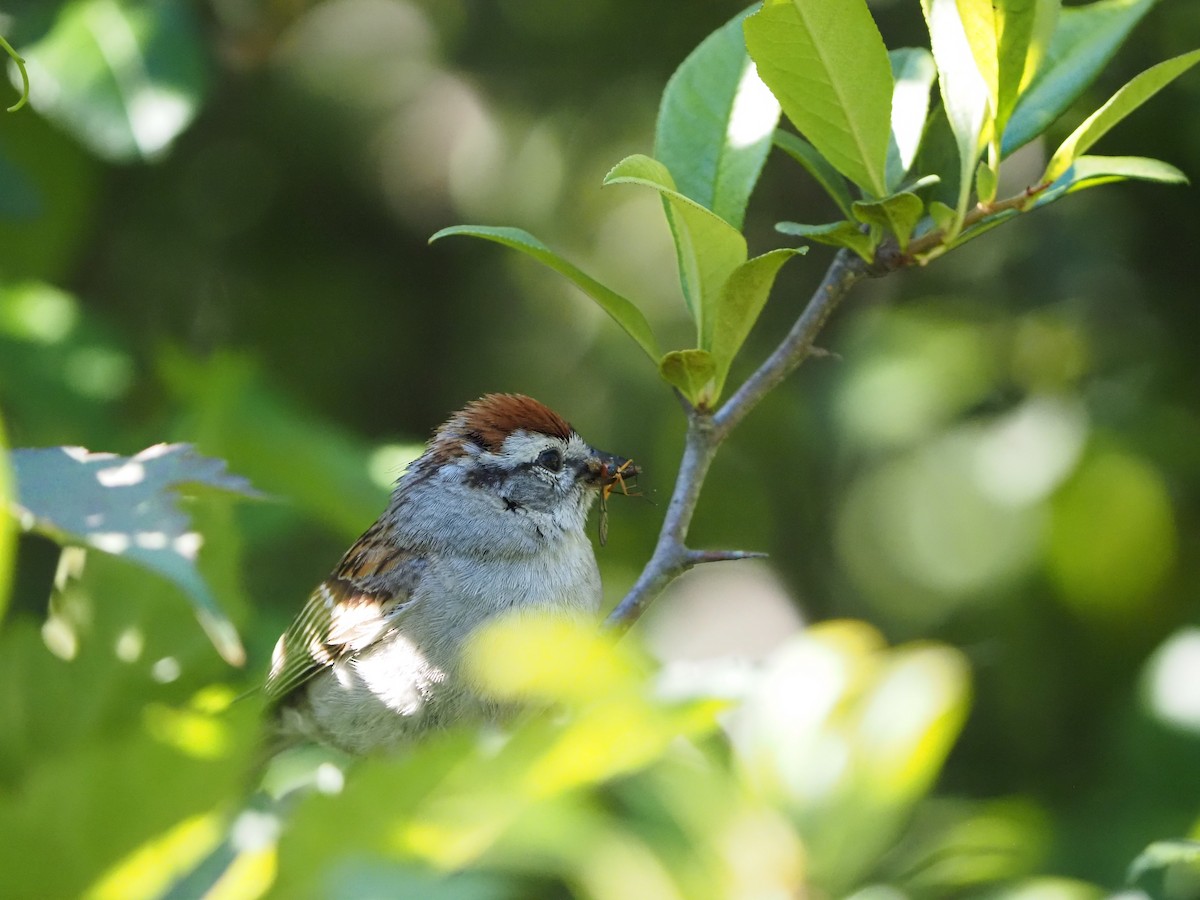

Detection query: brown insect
(597, 457), (640, 547)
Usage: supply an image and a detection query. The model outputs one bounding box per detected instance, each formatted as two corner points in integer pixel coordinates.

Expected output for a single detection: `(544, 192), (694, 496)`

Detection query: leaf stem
(0, 34), (29, 113)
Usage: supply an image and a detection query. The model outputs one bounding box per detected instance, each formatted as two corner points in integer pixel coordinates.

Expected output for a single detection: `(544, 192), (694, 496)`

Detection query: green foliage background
(1, 0), (1199, 896)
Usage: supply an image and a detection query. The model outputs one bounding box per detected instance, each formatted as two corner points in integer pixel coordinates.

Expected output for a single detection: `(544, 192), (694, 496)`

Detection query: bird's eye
(536, 447), (564, 472)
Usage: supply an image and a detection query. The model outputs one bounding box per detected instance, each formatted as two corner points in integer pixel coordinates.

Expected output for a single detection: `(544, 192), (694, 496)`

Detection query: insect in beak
(594, 456), (641, 547)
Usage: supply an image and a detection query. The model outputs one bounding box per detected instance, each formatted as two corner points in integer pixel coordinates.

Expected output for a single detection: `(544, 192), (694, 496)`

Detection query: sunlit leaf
(886, 48), (938, 190)
(993, 0), (1058, 141)
(1003, 0), (1157, 157)
(708, 248), (804, 398)
(16, 0), (209, 162)
(429, 225), (660, 362)
(923, 0), (991, 229)
(8, 444), (260, 665)
(659, 349), (719, 407)
(776, 220), (880, 263)
(773, 130), (855, 217)
(655, 4), (781, 230)
(954, 0), (999, 120)
(604, 155), (747, 342)
(1044, 48), (1200, 182)
(744, 0), (893, 197)
(852, 192), (924, 250)
(1032, 155), (1188, 210)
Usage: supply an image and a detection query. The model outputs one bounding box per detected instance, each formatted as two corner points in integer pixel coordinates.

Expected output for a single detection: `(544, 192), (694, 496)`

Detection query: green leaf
(928, 199), (958, 233)
(655, 5), (781, 230)
(8, 444), (259, 665)
(1129, 840), (1200, 885)
(852, 192), (925, 250)
(994, 0), (1058, 140)
(886, 48), (938, 190)
(17, 0), (209, 162)
(744, 0), (893, 197)
(1003, 0), (1157, 157)
(429, 225), (660, 362)
(776, 220), (880, 263)
(773, 130), (854, 217)
(708, 248), (805, 398)
(954, 0), (1000, 120)
(923, 0), (992, 229)
(1032, 155), (1189, 209)
(659, 349), (719, 407)
(604, 155), (747, 344)
(1044, 48), (1200, 182)
(975, 159), (998, 203)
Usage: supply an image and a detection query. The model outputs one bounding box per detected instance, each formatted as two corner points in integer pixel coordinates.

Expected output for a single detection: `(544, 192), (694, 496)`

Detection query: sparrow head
(399, 394), (638, 550)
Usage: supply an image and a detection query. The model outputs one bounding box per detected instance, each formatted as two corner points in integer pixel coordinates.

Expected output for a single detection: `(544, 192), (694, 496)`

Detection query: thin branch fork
(604, 249), (869, 632)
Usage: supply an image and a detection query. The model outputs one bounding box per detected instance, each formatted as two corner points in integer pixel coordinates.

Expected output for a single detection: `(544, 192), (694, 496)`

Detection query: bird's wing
(265, 525), (427, 702)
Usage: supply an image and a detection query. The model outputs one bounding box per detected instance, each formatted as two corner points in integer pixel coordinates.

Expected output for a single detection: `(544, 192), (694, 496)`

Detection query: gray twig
(605, 249), (868, 632)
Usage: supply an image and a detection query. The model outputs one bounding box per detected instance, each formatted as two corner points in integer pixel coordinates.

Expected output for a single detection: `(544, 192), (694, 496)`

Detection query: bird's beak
(584, 448), (641, 488)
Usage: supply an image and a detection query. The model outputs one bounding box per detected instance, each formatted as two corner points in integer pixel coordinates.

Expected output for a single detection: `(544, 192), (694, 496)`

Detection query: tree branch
(604, 248), (869, 631)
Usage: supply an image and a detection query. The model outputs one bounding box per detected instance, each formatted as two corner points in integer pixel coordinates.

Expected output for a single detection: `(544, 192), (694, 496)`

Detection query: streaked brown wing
(264, 532), (425, 701)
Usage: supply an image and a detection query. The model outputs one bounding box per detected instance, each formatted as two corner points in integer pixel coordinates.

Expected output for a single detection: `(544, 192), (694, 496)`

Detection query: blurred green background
(1, 0), (1199, 895)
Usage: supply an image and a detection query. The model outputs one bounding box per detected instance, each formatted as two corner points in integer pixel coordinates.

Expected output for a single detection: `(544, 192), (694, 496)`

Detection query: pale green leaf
(1003, 0), (1156, 157)
(955, 0), (999, 116)
(709, 248), (805, 398)
(429, 225), (660, 362)
(744, 0), (893, 197)
(659, 349), (719, 408)
(1045, 48), (1200, 182)
(604, 154), (747, 344)
(852, 192), (925, 250)
(928, 200), (958, 232)
(773, 130), (855, 217)
(16, 0), (208, 162)
(886, 48), (938, 190)
(8, 444), (259, 665)
(1032, 155), (1189, 209)
(923, 0), (992, 229)
(975, 159), (998, 203)
(776, 220), (880, 263)
(655, 4), (781, 230)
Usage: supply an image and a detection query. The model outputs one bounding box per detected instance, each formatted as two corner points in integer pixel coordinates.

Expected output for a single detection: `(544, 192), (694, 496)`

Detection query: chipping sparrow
(266, 393), (638, 755)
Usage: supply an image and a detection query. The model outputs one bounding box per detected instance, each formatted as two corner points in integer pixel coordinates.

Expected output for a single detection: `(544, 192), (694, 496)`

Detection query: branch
(604, 249), (868, 632)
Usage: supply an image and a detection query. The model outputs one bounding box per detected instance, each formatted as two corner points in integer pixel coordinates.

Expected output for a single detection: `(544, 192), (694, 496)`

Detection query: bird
(264, 393), (639, 756)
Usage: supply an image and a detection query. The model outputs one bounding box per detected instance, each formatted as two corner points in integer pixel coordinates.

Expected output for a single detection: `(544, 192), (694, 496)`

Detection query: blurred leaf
(776, 220), (880, 263)
(0, 415), (12, 622)
(1044, 48), (1200, 182)
(654, 4), (781, 230)
(1129, 840), (1200, 894)
(604, 155), (747, 344)
(886, 48), (938, 190)
(744, 0), (893, 197)
(729, 621), (971, 895)
(1048, 449), (1176, 620)
(773, 129), (855, 217)
(17, 0), (210, 162)
(8, 444), (260, 665)
(852, 192), (924, 250)
(1003, 0), (1158, 157)
(975, 159), (998, 203)
(659, 349), (719, 408)
(1032, 155), (1188, 210)
(708, 248), (804, 399)
(923, 0), (991, 229)
(429, 225), (659, 362)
